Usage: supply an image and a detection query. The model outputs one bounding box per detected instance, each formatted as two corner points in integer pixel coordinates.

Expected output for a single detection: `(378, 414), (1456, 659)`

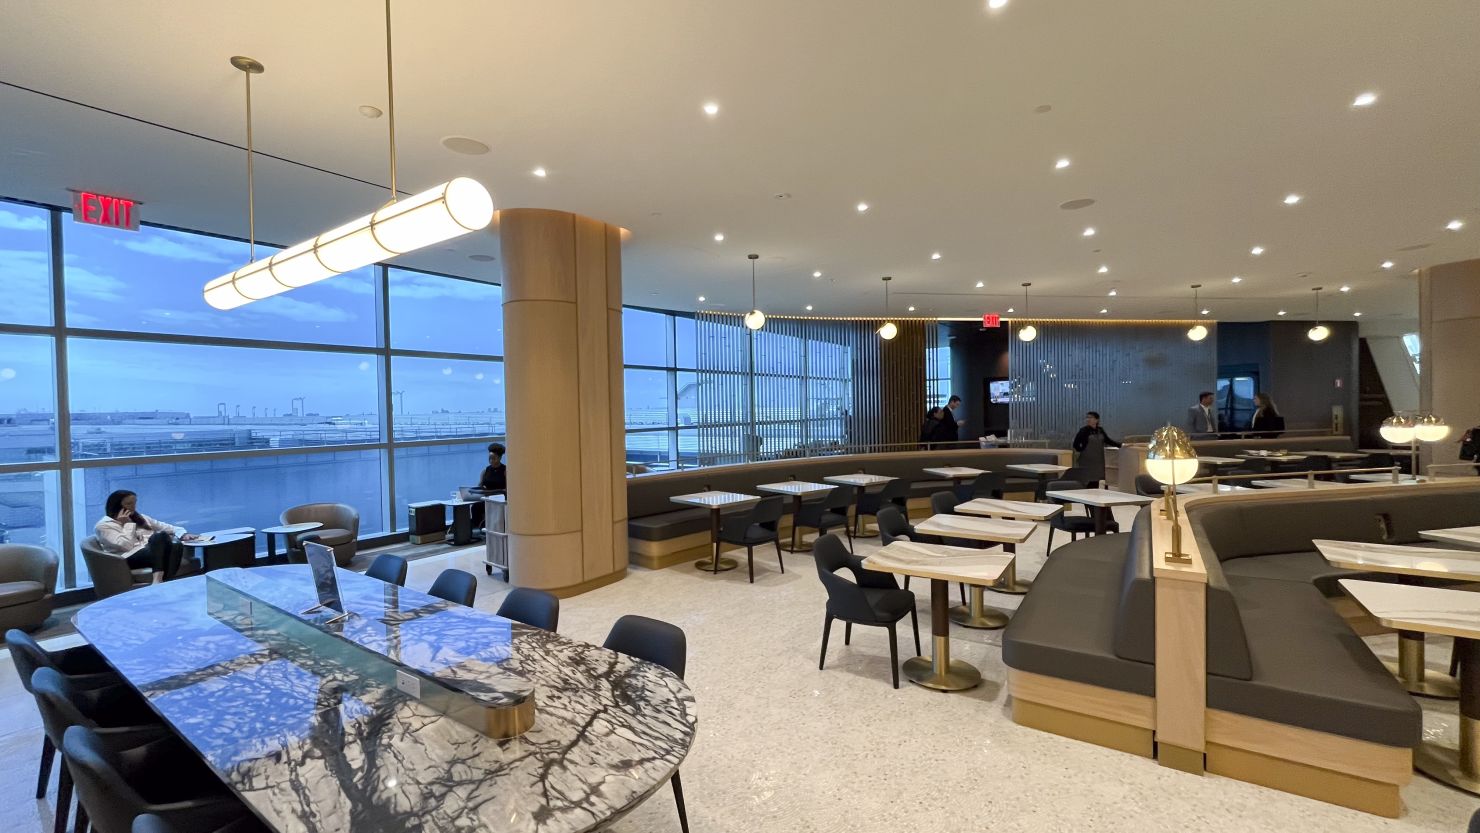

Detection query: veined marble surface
(1315, 540), (1480, 582)
(914, 514), (1036, 543)
(1005, 463), (1069, 475)
(1339, 579), (1480, 639)
(955, 498), (1062, 521)
(670, 491), (760, 510)
(922, 466), (987, 479)
(863, 541), (1013, 584)
(754, 481), (834, 496)
(822, 473), (895, 487)
(74, 567), (697, 833)
(1421, 526), (1480, 549)
(1044, 488), (1154, 507)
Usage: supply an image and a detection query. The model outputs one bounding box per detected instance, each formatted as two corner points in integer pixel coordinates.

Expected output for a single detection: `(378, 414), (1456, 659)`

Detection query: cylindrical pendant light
(1306, 287), (1331, 342)
(1186, 284), (1209, 342)
(1016, 282), (1037, 342)
(877, 276), (897, 339)
(743, 253), (766, 330)
(203, 0), (494, 310)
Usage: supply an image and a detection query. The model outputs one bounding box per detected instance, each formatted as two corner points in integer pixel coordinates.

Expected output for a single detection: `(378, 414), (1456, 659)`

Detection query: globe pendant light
(204, 0), (494, 309)
(742, 253), (766, 330)
(1306, 287), (1331, 342)
(1016, 282), (1038, 342)
(877, 276), (898, 339)
(1379, 414), (1416, 444)
(1186, 284), (1209, 342)
(1415, 413), (1451, 442)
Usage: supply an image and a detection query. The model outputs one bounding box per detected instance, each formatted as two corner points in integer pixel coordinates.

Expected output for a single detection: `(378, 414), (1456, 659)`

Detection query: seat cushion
(0, 580), (46, 606)
(628, 509), (711, 541)
(315, 528), (354, 546)
(1002, 552), (1155, 696)
(1208, 575), (1421, 748)
(862, 587), (915, 621)
(1219, 551), (1375, 596)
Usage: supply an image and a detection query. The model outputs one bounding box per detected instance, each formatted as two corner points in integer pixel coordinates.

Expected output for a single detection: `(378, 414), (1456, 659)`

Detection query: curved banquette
(626, 448), (1070, 568)
(1003, 480), (1480, 817)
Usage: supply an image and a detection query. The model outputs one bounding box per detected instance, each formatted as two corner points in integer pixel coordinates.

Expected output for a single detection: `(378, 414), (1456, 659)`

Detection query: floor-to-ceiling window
(622, 307), (694, 470)
(0, 197), (505, 592)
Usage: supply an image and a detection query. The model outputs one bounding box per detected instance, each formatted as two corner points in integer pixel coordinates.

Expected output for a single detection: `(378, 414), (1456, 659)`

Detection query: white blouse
(94, 514), (186, 558)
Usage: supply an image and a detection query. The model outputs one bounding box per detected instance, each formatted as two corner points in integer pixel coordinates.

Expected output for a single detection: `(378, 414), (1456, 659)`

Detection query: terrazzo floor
(4, 506), (1478, 832)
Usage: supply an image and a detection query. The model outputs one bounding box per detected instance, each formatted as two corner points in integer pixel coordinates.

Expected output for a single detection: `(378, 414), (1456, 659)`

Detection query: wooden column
(1152, 495), (1207, 774)
(1419, 258), (1480, 471)
(498, 209), (627, 596)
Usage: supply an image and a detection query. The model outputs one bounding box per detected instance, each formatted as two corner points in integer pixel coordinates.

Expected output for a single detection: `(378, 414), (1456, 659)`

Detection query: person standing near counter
(1071, 411), (1120, 484)
(946, 395), (967, 443)
(1249, 393), (1285, 437)
(94, 489), (194, 583)
(1187, 391), (1219, 437)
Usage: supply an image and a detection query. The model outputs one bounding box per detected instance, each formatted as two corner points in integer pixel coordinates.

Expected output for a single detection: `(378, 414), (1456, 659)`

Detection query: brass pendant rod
(384, 0), (398, 201)
(246, 69), (255, 262)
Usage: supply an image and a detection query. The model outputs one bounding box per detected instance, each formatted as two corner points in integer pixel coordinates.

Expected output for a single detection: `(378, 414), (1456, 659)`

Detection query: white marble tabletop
(1316, 539), (1480, 582)
(1339, 579), (1480, 640)
(1421, 526), (1480, 550)
(1005, 463), (1069, 475)
(823, 473), (896, 487)
(955, 497), (1063, 521)
(1177, 482), (1255, 494)
(923, 466), (988, 480)
(1239, 451), (1308, 461)
(1320, 451), (1372, 460)
(862, 540), (1014, 585)
(914, 514), (1036, 544)
(1348, 473), (1425, 484)
(755, 481), (834, 497)
(1045, 488), (1154, 507)
(1197, 456), (1246, 465)
(1250, 478), (1347, 490)
(670, 491), (762, 510)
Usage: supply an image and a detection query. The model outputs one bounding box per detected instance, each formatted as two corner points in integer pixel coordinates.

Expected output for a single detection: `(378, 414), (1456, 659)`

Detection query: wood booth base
(1007, 671), (1154, 758)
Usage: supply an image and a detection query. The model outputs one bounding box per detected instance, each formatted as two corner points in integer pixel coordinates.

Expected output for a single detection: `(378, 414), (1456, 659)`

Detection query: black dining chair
(877, 506), (918, 591)
(855, 478), (913, 534)
(794, 487), (855, 552)
(365, 553), (408, 586)
(603, 615), (690, 833)
(428, 568), (478, 607)
(955, 471), (1006, 503)
(1044, 479), (1117, 552)
(30, 667), (168, 833)
(717, 495), (784, 582)
(813, 534), (920, 689)
(133, 812), (270, 833)
(496, 587), (561, 632)
(64, 725), (247, 833)
(5, 630), (118, 803)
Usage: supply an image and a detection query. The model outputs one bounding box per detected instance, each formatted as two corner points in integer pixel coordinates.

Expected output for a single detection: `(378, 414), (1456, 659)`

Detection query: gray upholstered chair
(281, 503), (359, 567)
(78, 536), (152, 600)
(0, 545), (58, 631)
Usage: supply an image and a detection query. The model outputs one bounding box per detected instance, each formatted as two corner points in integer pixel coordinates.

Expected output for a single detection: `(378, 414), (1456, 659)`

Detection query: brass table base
(903, 656), (983, 691)
(1415, 741), (1480, 795)
(1385, 659), (1460, 699)
(696, 557), (738, 573)
(989, 560), (1030, 596)
(948, 586), (1010, 630)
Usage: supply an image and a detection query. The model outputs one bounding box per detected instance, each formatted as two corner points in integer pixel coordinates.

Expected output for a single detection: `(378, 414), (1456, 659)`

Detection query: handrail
(644, 437), (1055, 471)
(1121, 428), (1343, 444)
(1186, 465), (1406, 489)
(1426, 461), (1480, 479)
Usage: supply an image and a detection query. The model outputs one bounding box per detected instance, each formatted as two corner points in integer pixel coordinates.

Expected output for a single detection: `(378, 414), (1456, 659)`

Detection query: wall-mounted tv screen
(989, 380), (1012, 404)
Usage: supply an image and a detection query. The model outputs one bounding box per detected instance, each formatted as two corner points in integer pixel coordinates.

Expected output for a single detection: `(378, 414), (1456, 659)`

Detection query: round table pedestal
(907, 582), (981, 692)
(1385, 630), (1459, 699)
(949, 586), (1009, 629)
(1416, 638), (1480, 793)
(697, 507), (738, 573)
(695, 557), (738, 572)
(989, 551), (1030, 595)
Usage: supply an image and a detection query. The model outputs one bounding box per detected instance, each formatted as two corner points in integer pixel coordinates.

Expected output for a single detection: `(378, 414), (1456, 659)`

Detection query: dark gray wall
(946, 322), (1009, 438)
(1217, 321), (1359, 437)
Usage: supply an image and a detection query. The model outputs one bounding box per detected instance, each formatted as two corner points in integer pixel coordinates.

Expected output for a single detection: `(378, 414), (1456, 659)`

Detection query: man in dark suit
(1187, 391), (1219, 436)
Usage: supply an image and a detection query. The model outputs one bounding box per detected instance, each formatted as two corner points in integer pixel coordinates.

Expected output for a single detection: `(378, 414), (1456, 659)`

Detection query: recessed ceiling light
(988, 0), (1009, 8)
(697, 295), (706, 302)
(467, 254), (496, 262)
(1277, 310), (1287, 316)
(1097, 265), (1109, 274)
(812, 270), (822, 278)
(856, 202), (870, 213)
(441, 136), (490, 155)
(358, 105), (383, 119)
(1107, 290), (1117, 297)
(1200, 308), (1210, 315)
(1381, 260), (1395, 269)
(975, 281), (985, 288)
(1099, 308), (1109, 314)
(702, 102), (719, 116)
(1283, 193), (1303, 205)
(532, 167), (547, 178)
(1353, 311), (1364, 317)
(1352, 91), (1378, 108)
(713, 233), (725, 242)
(931, 252), (942, 260)
(1231, 276), (1243, 284)
(1339, 285), (1351, 292)
(1007, 307), (1015, 313)
(1250, 245), (1265, 256)
(1054, 157), (1071, 170)
(1082, 227), (1096, 237)
(1447, 219), (1465, 231)
(908, 305), (917, 311)
(805, 305), (814, 311)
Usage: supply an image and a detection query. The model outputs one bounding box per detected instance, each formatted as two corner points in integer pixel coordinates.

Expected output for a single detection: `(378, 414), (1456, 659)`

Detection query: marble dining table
(74, 566), (697, 833)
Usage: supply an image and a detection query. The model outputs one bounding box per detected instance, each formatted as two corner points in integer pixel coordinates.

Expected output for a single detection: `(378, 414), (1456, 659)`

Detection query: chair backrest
(880, 478), (913, 500)
(6, 628), (51, 693)
(496, 587), (560, 632)
(0, 544), (57, 589)
(751, 495), (785, 527)
(281, 502), (360, 537)
(365, 554), (408, 586)
(929, 490), (959, 516)
(968, 472), (1006, 499)
(428, 568), (477, 607)
(30, 667), (100, 746)
(78, 537), (141, 600)
(811, 534), (873, 621)
(823, 486), (854, 511)
(1134, 474), (1164, 497)
(1063, 467), (1097, 487)
(132, 816), (175, 833)
(63, 725), (153, 833)
(877, 506), (911, 544)
(603, 614), (686, 678)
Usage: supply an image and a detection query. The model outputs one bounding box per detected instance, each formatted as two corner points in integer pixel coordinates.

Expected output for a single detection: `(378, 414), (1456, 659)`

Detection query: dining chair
(718, 496), (784, 582)
(428, 568), (478, 607)
(496, 587), (560, 632)
(1044, 478), (1118, 551)
(365, 553), (408, 586)
(603, 615), (691, 833)
(5, 630), (117, 803)
(64, 725), (248, 833)
(794, 488), (855, 552)
(876, 506), (918, 591)
(813, 534), (920, 689)
(855, 478), (913, 534)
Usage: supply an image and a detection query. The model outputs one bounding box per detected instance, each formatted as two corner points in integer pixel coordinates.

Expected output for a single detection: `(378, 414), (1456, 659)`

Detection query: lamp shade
(1307, 323), (1331, 343)
(204, 177), (494, 310)
(877, 321), (898, 340)
(1379, 415), (1415, 444)
(1415, 414), (1450, 442)
(743, 310), (766, 330)
(1017, 324), (1038, 342)
(1186, 324), (1209, 342)
(1146, 425), (1199, 486)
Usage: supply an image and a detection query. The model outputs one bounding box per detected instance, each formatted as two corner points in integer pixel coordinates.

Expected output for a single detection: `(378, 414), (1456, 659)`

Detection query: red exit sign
(71, 190), (140, 231)
(982, 313), (1001, 328)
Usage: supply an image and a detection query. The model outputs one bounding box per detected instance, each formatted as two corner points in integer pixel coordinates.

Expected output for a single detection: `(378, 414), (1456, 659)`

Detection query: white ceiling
(3, 0), (1478, 322)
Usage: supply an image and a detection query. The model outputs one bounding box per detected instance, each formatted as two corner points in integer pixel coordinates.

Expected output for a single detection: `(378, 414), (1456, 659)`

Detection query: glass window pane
(388, 268), (503, 356)
(622, 309), (670, 366)
(389, 356), (504, 441)
(67, 339), (382, 459)
(70, 450), (388, 587)
(677, 428), (698, 468)
(674, 315), (696, 369)
(63, 223), (379, 347)
(625, 431), (672, 470)
(0, 470), (62, 580)
(624, 369), (672, 429)
(393, 442), (497, 529)
(0, 201), (52, 325)
(676, 371), (698, 427)
(0, 333), (58, 462)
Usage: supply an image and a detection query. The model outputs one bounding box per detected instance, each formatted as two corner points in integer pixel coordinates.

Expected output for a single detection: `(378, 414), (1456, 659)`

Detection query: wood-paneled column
(498, 209), (627, 596)
(1419, 258), (1480, 471)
